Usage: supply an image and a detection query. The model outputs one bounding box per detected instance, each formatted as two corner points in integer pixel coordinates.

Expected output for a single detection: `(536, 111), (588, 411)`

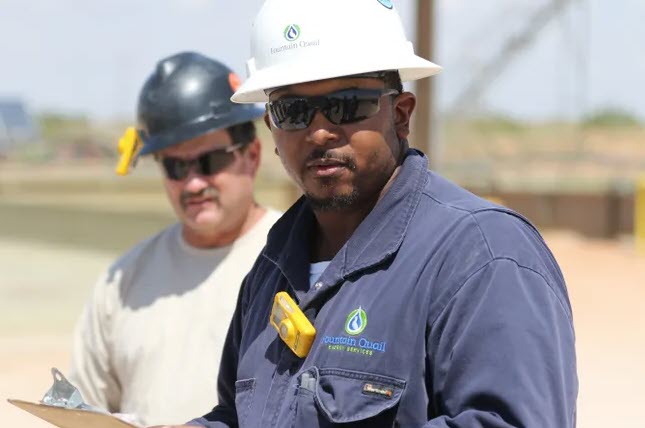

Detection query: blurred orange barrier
(486, 196), (506, 206)
(482, 196), (505, 206)
(636, 177), (645, 254)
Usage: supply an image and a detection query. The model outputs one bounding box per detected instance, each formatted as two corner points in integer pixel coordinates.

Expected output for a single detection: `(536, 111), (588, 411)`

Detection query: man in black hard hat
(68, 52), (281, 427)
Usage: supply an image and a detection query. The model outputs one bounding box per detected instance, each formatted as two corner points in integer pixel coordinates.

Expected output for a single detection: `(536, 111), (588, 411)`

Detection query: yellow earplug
(115, 127), (142, 176)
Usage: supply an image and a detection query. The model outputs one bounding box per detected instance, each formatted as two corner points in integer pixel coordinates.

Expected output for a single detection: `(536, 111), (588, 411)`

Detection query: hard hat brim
(231, 54), (442, 104)
(139, 104), (265, 155)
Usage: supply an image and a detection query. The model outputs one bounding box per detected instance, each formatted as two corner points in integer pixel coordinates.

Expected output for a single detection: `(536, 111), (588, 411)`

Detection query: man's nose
(182, 166), (211, 192)
(305, 110), (340, 146)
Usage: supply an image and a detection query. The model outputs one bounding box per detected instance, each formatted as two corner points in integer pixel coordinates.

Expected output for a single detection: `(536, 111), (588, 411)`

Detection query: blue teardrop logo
(377, 0), (393, 9)
(283, 24), (301, 42)
(345, 308), (367, 335)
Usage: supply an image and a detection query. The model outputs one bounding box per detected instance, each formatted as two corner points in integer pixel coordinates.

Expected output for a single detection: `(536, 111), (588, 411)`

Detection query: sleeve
(68, 270), (122, 413)
(187, 277), (248, 428)
(423, 259), (577, 427)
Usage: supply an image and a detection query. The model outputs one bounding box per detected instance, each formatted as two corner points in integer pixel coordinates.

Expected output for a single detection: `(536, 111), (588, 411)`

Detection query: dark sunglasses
(267, 88), (399, 131)
(159, 143), (243, 181)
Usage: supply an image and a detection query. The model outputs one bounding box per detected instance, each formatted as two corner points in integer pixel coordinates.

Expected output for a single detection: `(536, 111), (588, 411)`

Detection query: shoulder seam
(429, 257), (574, 333)
(470, 212), (495, 259)
(420, 190), (496, 258)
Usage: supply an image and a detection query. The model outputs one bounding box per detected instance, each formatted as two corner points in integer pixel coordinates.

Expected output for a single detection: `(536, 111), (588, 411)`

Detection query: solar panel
(0, 99), (39, 152)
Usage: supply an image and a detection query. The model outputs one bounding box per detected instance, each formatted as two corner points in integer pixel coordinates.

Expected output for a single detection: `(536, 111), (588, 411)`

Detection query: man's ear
(244, 138), (262, 177)
(392, 93), (416, 140)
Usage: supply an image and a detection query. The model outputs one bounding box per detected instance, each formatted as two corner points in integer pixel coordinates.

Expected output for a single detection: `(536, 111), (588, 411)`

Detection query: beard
(301, 148), (361, 211)
(306, 187), (359, 211)
(304, 161), (390, 212)
(299, 136), (400, 212)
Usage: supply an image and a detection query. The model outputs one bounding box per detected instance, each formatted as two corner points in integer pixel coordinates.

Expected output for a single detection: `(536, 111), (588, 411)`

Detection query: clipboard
(7, 368), (139, 428)
(8, 399), (138, 428)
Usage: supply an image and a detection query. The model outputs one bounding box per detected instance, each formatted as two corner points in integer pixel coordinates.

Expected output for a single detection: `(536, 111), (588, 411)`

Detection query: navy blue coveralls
(190, 150), (578, 427)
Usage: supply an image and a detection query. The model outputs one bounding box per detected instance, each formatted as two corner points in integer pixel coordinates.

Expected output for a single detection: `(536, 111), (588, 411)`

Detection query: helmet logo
(283, 24), (301, 42)
(228, 73), (241, 92)
(377, 0), (393, 9)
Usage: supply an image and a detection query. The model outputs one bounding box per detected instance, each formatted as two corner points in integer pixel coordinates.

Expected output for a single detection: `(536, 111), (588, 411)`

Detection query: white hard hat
(232, 0), (442, 103)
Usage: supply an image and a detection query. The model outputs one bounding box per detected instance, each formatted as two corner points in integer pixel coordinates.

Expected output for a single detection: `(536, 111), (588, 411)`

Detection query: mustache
(305, 149), (357, 171)
(180, 186), (219, 206)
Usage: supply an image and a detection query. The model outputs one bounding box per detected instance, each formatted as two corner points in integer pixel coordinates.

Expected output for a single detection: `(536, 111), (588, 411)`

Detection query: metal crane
(450, 0), (574, 115)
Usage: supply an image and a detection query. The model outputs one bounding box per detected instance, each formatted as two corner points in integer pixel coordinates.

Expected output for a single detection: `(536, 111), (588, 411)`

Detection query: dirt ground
(1, 231), (644, 427)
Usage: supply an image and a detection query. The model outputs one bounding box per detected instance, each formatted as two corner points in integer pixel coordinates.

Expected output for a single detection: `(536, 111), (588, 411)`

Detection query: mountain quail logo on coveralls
(322, 307), (386, 356)
(345, 307), (367, 335)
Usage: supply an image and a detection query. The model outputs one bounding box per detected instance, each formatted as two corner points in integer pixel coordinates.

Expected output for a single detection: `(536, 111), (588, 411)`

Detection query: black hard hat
(137, 52), (264, 156)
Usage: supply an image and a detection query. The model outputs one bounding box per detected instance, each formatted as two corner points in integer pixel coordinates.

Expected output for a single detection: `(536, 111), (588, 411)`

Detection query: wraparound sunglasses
(267, 88), (399, 131)
(159, 143), (243, 181)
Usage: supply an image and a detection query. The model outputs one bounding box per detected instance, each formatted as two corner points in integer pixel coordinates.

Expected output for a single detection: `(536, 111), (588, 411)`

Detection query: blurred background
(1, 0), (643, 427)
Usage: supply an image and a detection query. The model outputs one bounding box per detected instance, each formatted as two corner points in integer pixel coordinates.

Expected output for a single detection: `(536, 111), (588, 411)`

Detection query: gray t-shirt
(69, 209), (281, 426)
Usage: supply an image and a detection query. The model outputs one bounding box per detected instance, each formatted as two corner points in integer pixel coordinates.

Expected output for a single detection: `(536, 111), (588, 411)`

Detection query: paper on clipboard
(7, 368), (139, 428)
(7, 399), (138, 428)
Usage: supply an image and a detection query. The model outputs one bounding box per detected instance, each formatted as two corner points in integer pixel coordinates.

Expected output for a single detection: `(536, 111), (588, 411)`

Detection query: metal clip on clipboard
(8, 367), (139, 428)
(41, 367), (107, 412)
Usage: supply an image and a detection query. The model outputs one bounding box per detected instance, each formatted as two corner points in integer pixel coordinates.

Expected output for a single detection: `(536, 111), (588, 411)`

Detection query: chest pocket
(293, 367), (406, 427)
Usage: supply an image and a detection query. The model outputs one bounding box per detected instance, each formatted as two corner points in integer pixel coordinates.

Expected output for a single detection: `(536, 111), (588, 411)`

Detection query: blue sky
(1, 0), (643, 121)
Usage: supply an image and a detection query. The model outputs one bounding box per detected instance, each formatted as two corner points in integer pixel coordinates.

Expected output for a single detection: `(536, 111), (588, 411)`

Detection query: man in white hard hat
(153, 1), (577, 427)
